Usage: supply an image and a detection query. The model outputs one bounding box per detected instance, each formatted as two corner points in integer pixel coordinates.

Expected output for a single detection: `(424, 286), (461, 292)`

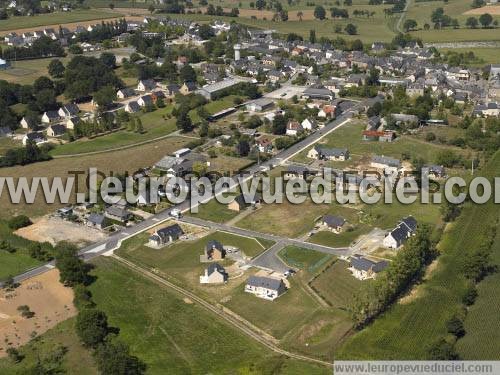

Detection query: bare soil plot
(463, 5), (500, 15)
(15, 216), (107, 246)
(0, 269), (76, 357)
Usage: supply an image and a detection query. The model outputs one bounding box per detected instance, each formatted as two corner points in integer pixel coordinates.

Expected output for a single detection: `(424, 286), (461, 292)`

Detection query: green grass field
(50, 106), (178, 156)
(310, 260), (366, 309)
(310, 224), (372, 248)
(279, 246), (333, 274)
(455, 218), (500, 359)
(336, 150), (500, 359)
(0, 9), (122, 32)
(439, 47), (500, 65)
(0, 221), (43, 281)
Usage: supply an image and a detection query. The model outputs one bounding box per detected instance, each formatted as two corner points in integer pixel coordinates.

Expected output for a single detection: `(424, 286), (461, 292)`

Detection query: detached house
(383, 216), (418, 249)
(20, 116), (38, 129)
(137, 94), (153, 107)
(349, 255), (388, 280)
(245, 276), (287, 301)
(125, 101), (141, 113)
(307, 145), (349, 161)
(22, 131), (46, 146)
(203, 240), (226, 260)
(199, 263), (228, 284)
(58, 103), (79, 118)
(179, 81), (197, 95)
(286, 121), (303, 136)
(148, 224), (184, 247)
(370, 155), (401, 171)
(117, 88), (136, 99)
(41, 111), (61, 124)
(321, 215), (346, 233)
(105, 205), (132, 223)
(46, 124), (66, 137)
(301, 118), (317, 130)
(137, 79), (157, 92)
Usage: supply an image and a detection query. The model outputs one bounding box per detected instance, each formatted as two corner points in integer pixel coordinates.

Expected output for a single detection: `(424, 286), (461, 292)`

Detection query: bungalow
(22, 132), (46, 146)
(117, 88), (136, 99)
(199, 263), (228, 284)
(87, 213), (107, 230)
(307, 145), (349, 161)
(301, 118), (317, 130)
(245, 98), (274, 112)
(245, 276), (287, 301)
(349, 255), (388, 280)
(148, 224), (184, 247)
(370, 155), (401, 171)
(362, 130), (395, 143)
(46, 124), (66, 137)
(105, 205), (132, 223)
(125, 101), (141, 113)
(179, 81), (197, 95)
(137, 79), (157, 92)
(41, 111), (61, 124)
(286, 121), (303, 136)
(284, 164), (314, 180)
(383, 216), (418, 249)
(58, 103), (79, 118)
(204, 240), (226, 260)
(321, 214), (346, 233)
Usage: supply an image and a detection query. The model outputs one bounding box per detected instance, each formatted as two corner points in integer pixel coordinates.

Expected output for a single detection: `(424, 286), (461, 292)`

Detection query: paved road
(179, 216), (351, 273)
(8, 98), (376, 285)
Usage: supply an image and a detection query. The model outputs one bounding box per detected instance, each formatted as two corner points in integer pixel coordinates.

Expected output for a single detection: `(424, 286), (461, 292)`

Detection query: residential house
(163, 84), (180, 97)
(307, 145), (349, 161)
(383, 216), (418, 249)
(199, 263), (228, 284)
(245, 276), (287, 301)
(362, 130), (395, 142)
(20, 116), (38, 129)
(204, 240), (226, 260)
(58, 103), (79, 118)
(125, 101), (141, 113)
(424, 164), (446, 179)
(349, 255), (388, 280)
(41, 111), (61, 124)
(46, 124), (66, 137)
(105, 205), (132, 223)
(137, 94), (153, 107)
(22, 132), (46, 146)
(284, 165), (315, 180)
(66, 116), (81, 130)
(370, 155), (401, 171)
(286, 120), (303, 136)
(227, 194), (254, 212)
(321, 215), (346, 233)
(148, 224), (184, 247)
(301, 118), (317, 131)
(302, 86), (334, 101)
(87, 213), (107, 230)
(137, 79), (157, 92)
(179, 81), (197, 95)
(256, 136), (273, 153)
(317, 105), (336, 119)
(117, 88), (136, 99)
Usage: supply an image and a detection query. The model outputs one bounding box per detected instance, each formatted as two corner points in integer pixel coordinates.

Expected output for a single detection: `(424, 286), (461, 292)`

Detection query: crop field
(310, 259), (366, 309)
(0, 9), (123, 32)
(336, 150), (500, 359)
(0, 136), (191, 219)
(50, 105), (178, 156)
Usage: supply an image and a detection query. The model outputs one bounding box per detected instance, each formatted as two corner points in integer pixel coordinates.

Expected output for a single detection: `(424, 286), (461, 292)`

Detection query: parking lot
(264, 85), (307, 100)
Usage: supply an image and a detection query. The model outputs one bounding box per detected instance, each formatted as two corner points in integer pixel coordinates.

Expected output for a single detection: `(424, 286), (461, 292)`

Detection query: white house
(148, 224), (184, 248)
(286, 121), (303, 136)
(22, 132), (46, 146)
(245, 276), (286, 301)
(301, 118), (317, 131)
(137, 79), (157, 92)
(383, 216), (418, 249)
(41, 111), (61, 124)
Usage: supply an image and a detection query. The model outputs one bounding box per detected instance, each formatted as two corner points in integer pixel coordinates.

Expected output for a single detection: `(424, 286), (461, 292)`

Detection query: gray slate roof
(246, 276), (284, 291)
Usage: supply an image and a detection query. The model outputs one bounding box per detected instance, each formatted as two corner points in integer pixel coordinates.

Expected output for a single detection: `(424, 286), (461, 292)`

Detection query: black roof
(322, 214), (345, 228)
(157, 224), (184, 238)
(246, 276), (284, 291)
(350, 255), (388, 273)
(207, 263), (226, 276)
(206, 239), (223, 251)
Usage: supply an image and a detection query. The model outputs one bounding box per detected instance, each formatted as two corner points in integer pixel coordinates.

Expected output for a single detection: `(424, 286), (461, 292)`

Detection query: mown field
(0, 57), (72, 85)
(0, 9), (122, 32)
(336, 150), (500, 359)
(438, 47), (500, 65)
(0, 136), (191, 219)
